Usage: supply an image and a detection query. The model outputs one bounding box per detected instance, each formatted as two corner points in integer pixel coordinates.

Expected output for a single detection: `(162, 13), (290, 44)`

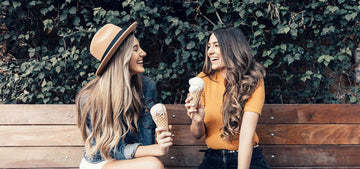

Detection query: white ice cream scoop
(188, 77), (205, 93)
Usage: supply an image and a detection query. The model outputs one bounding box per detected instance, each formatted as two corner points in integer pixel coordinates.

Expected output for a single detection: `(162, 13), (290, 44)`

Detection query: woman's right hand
(155, 126), (173, 156)
(184, 93), (205, 125)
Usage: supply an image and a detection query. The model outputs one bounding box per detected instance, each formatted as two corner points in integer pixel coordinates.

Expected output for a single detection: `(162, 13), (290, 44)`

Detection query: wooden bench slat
(2, 104), (359, 125)
(260, 104), (360, 124)
(159, 146), (206, 167)
(0, 104), (77, 125)
(0, 147), (83, 168)
(257, 124), (360, 145)
(1, 145), (360, 168)
(262, 145), (360, 167)
(1, 123), (359, 147)
(0, 125), (83, 146)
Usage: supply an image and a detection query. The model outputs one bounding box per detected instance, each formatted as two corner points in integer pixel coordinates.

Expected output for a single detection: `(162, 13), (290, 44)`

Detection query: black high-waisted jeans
(198, 146), (270, 169)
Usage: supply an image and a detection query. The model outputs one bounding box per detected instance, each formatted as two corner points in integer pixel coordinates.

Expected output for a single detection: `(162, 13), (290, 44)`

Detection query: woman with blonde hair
(185, 27), (270, 169)
(76, 22), (172, 169)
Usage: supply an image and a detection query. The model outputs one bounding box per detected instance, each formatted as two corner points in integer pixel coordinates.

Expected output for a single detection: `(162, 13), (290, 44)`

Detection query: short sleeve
(243, 80), (265, 115)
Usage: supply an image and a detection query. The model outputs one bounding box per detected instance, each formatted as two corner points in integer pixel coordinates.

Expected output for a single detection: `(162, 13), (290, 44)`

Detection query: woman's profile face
(129, 37), (146, 75)
(207, 33), (225, 71)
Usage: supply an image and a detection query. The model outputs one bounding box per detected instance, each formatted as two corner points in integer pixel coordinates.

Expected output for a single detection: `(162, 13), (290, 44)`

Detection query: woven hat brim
(96, 22), (138, 76)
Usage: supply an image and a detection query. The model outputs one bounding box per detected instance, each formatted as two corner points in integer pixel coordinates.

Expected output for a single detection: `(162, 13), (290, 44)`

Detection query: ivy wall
(0, 0), (359, 104)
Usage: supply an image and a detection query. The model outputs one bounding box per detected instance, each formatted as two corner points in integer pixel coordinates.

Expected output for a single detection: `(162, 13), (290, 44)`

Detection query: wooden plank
(0, 125), (83, 146)
(262, 145), (360, 167)
(0, 124), (201, 147)
(257, 124), (360, 145)
(165, 104), (360, 124)
(1, 146), (359, 168)
(0, 146), (204, 168)
(260, 104), (360, 124)
(0, 104), (190, 125)
(166, 104), (191, 125)
(1, 104), (359, 125)
(0, 147), (84, 168)
(171, 125), (205, 146)
(0, 104), (77, 125)
(159, 146), (207, 167)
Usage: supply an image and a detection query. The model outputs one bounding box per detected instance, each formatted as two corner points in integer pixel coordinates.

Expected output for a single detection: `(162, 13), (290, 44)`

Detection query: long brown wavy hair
(75, 34), (143, 160)
(202, 27), (266, 142)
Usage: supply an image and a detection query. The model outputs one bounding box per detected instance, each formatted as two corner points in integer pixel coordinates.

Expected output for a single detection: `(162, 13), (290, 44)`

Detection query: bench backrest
(0, 104), (359, 168)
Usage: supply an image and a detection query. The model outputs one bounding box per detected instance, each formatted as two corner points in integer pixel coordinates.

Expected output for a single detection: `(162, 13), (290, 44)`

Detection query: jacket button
(145, 108), (149, 112)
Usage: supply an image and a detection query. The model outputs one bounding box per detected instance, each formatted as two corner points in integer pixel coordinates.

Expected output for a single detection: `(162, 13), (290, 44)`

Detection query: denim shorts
(198, 146), (270, 169)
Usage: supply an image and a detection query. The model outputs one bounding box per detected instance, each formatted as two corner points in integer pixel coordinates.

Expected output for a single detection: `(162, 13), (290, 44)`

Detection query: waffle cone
(190, 89), (203, 105)
(153, 113), (168, 131)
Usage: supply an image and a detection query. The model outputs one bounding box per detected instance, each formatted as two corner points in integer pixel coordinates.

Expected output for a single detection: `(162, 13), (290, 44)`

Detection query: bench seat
(0, 104), (359, 168)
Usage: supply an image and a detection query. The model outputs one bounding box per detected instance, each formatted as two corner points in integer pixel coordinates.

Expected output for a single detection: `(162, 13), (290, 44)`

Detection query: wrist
(155, 144), (165, 156)
(192, 120), (204, 126)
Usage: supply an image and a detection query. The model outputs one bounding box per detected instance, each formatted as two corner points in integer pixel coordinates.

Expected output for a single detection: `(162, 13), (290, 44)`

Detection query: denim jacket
(83, 76), (157, 163)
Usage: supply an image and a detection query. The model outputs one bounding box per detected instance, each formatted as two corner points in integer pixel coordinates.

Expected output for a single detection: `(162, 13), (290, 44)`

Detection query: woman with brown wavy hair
(185, 27), (270, 169)
(76, 22), (172, 169)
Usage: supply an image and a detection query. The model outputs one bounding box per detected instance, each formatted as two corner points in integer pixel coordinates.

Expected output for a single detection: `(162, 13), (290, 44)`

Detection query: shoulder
(196, 72), (206, 77)
(142, 76), (156, 88)
(257, 78), (265, 88)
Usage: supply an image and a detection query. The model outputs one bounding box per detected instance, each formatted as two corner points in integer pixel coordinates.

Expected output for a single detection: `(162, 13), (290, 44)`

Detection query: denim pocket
(250, 148), (270, 169)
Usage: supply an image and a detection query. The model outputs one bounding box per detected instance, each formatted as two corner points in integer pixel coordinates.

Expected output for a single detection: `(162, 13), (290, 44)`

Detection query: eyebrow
(133, 44), (139, 48)
(207, 41), (219, 45)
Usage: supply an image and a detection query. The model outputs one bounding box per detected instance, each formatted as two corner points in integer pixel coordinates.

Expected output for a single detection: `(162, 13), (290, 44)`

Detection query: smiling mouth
(210, 58), (219, 61)
(137, 60), (143, 64)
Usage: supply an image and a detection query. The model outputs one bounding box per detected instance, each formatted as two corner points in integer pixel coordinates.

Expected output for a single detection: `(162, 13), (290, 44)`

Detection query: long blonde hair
(202, 27), (266, 142)
(76, 34), (143, 160)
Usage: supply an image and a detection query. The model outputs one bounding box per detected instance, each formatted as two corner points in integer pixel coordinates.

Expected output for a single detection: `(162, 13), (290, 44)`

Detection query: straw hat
(90, 22), (138, 76)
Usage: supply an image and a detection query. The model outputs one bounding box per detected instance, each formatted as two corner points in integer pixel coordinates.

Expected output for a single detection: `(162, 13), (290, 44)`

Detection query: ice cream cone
(153, 113), (168, 131)
(190, 89), (203, 105)
(150, 103), (169, 131)
(188, 77), (204, 105)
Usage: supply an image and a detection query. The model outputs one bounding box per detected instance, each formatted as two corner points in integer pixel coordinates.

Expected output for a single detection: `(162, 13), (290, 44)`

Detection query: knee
(144, 157), (164, 169)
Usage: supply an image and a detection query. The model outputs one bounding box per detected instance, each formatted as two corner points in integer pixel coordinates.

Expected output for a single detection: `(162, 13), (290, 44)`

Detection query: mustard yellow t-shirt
(197, 71), (265, 150)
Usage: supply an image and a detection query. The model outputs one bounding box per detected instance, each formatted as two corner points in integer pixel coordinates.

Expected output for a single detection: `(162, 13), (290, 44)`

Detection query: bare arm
(237, 111), (259, 169)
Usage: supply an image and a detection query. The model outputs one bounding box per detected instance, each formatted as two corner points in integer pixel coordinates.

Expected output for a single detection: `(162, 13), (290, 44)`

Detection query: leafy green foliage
(0, 0), (359, 104)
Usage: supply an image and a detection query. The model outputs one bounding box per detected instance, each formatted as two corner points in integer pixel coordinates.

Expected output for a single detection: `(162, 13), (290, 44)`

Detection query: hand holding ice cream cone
(151, 103), (173, 156)
(185, 77), (205, 122)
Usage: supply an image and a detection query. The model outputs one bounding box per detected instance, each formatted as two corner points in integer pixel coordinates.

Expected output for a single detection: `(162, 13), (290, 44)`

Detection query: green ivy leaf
(73, 17), (80, 26)
(2, 1), (10, 6)
(263, 59), (273, 68)
(301, 71), (313, 82)
(254, 30), (262, 37)
(186, 41), (196, 50)
(165, 37), (172, 45)
(349, 96), (356, 103)
(55, 66), (61, 73)
(69, 7), (77, 14)
(345, 12), (358, 21)
(13, 1), (21, 8)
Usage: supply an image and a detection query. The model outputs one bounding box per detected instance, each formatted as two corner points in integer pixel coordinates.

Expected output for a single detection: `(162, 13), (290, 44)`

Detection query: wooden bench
(1, 104), (359, 168)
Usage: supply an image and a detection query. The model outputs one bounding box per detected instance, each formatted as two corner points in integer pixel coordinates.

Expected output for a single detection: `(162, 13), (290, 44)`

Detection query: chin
(211, 66), (219, 70)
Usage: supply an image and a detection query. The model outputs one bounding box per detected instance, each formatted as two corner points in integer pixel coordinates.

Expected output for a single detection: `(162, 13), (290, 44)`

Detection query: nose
(207, 46), (214, 55)
(140, 48), (146, 57)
